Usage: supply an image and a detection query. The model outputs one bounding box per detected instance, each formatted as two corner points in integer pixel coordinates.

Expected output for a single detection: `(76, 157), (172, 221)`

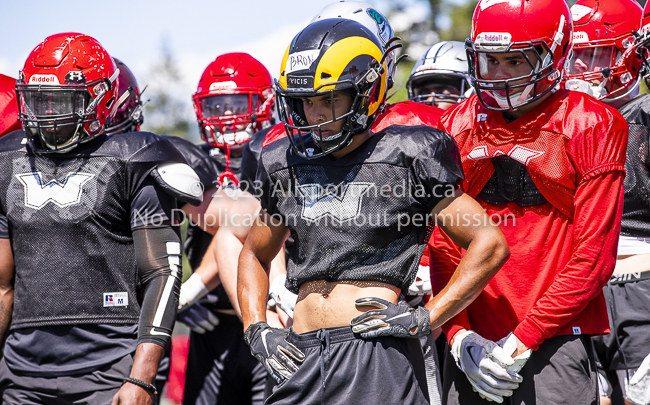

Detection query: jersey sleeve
(130, 179), (175, 229)
(570, 113), (628, 183)
(410, 130), (465, 213)
(514, 171), (624, 350)
(429, 226), (472, 341)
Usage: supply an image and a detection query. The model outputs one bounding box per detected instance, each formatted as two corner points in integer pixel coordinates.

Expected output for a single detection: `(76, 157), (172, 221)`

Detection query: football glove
(244, 322), (305, 383)
(407, 265), (432, 296)
(350, 297), (431, 339)
(176, 300), (219, 334)
(268, 274), (298, 319)
(178, 273), (209, 312)
(497, 332), (532, 375)
(631, 352), (650, 386)
(451, 330), (521, 403)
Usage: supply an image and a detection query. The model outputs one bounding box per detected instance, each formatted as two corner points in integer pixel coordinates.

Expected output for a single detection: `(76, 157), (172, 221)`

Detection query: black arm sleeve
(132, 225), (182, 350)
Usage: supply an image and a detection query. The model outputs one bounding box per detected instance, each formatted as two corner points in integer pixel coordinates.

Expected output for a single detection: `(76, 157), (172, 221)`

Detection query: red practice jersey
(430, 90), (628, 350)
(0, 75), (20, 137)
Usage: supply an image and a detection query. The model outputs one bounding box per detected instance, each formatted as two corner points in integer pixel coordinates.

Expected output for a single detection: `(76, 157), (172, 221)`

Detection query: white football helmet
(311, 1), (398, 88)
(407, 41), (474, 107)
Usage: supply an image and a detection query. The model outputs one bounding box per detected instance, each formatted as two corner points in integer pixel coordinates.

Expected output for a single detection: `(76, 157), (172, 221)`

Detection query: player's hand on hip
(176, 302), (219, 334)
(111, 382), (154, 405)
(244, 322), (305, 383)
(631, 352), (650, 385)
(451, 330), (522, 403)
(350, 297), (431, 338)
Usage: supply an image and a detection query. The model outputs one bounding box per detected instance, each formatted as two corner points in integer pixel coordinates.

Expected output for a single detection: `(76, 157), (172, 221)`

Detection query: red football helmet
(565, 0), (642, 101)
(104, 58), (143, 135)
(0, 74), (21, 137)
(466, 0), (572, 111)
(192, 53), (274, 148)
(15, 33), (119, 152)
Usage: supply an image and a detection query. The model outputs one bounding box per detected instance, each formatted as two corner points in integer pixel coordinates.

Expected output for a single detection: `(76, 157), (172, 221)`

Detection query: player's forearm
(426, 232), (509, 330)
(194, 234), (221, 292)
(214, 228), (243, 316)
(129, 342), (165, 384)
(0, 239), (14, 345)
(238, 246), (270, 330)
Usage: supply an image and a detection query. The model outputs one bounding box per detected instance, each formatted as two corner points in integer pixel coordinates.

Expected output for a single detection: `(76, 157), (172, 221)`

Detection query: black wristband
(122, 377), (158, 395)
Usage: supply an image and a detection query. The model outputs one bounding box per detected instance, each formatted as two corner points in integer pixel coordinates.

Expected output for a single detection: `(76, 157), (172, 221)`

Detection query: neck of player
(330, 130), (373, 159)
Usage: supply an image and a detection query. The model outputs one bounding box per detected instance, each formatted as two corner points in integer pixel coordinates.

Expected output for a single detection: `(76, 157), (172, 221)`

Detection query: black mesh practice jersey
(257, 125), (464, 294)
(0, 130), (186, 329)
(619, 94), (650, 237)
(165, 136), (221, 190)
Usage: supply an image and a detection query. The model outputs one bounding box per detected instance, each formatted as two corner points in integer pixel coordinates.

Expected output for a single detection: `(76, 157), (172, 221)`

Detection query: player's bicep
(432, 191), (500, 250)
(0, 238), (14, 289)
(243, 209), (289, 268)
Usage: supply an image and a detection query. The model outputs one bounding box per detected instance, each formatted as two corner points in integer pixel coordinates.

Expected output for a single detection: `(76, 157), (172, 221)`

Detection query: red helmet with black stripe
(104, 58), (143, 135)
(16, 32), (119, 152)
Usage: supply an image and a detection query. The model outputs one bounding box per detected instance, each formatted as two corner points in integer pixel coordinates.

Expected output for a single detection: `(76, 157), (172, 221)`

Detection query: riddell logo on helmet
(476, 32), (512, 45)
(28, 74), (59, 85)
(209, 81), (237, 91)
(573, 32), (589, 44)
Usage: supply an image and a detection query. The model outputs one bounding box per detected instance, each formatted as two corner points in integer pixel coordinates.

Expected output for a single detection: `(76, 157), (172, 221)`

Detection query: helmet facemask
(194, 89), (274, 148)
(16, 75), (115, 153)
(408, 73), (473, 107)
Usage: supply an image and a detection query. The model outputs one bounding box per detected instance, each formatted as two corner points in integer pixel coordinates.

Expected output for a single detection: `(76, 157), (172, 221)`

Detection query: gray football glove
(176, 301), (219, 334)
(350, 297), (431, 338)
(244, 322), (305, 383)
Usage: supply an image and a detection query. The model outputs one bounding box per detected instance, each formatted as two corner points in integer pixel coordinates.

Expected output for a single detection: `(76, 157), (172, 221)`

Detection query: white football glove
(178, 273), (209, 313)
(268, 275), (298, 319)
(497, 332), (532, 375)
(408, 265), (432, 296)
(451, 330), (522, 403)
(631, 352), (650, 386)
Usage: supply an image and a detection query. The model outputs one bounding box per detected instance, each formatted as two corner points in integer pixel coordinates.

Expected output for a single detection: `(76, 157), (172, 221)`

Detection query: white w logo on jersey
(297, 182), (373, 223)
(16, 172), (95, 210)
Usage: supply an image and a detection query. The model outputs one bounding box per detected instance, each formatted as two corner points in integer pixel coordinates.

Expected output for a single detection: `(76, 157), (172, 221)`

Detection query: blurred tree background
(140, 40), (198, 141)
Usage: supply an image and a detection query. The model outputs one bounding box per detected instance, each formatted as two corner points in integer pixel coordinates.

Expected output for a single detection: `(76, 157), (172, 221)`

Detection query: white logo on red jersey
(16, 172), (94, 210)
(467, 145), (544, 165)
(477, 113), (487, 122)
(298, 182), (373, 223)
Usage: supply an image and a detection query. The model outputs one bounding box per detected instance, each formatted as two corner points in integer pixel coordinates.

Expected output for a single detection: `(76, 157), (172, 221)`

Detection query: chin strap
(217, 144), (239, 188)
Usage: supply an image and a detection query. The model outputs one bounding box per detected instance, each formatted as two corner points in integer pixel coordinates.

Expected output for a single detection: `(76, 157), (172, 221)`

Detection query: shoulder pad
(0, 129), (28, 153)
(151, 162), (203, 206)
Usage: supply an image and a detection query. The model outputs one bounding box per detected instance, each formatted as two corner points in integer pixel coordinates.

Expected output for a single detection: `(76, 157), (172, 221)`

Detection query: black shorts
(592, 272), (650, 371)
(0, 353), (133, 405)
(183, 312), (267, 405)
(266, 326), (429, 405)
(442, 334), (598, 405)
